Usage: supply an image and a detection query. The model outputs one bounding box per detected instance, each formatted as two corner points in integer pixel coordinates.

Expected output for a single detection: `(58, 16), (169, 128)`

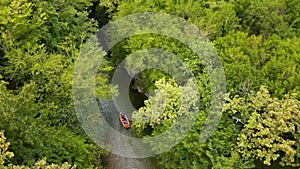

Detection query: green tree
(0, 130), (76, 169)
(132, 77), (255, 169)
(284, 0), (300, 36)
(0, 0), (111, 168)
(101, 0), (239, 39)
(0, 79), (97, 168)
(214, 31), (266, 96)
(238, 87), (299, 167)
(236, 0), (291, 38)
(224, 86), (300, 168)
(261, 36), (300, 98)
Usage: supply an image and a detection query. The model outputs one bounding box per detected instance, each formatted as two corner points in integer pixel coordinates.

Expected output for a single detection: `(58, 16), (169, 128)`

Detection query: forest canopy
(0, 0), (299, 168)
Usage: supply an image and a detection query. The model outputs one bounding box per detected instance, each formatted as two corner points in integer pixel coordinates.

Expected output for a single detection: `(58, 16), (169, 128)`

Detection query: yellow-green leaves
(236, 87), (300, 167)
(0, 0), (47, 50)
(0, 131), (14, 166)
(132, 78), (181, 132)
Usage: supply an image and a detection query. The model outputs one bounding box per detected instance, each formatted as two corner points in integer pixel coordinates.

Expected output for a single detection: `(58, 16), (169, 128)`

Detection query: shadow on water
(99, 68), (160, 169)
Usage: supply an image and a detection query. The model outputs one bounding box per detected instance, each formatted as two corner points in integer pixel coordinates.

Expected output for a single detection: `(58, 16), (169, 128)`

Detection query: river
(100, 67), (159, 169)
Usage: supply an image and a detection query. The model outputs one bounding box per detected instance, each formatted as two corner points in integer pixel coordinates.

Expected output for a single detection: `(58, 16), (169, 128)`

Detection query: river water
(100, 67), (159, 169)
(101, 101), (158, 169)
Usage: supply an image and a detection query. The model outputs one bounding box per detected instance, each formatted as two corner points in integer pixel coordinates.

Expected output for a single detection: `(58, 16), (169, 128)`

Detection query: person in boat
(120, 113), (127, 122)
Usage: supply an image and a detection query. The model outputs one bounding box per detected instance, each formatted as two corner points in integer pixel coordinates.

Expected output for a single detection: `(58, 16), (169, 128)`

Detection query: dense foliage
(0, 131), (76, 169)
(0, 0), (108, 168)
(0, 0), (299, 168)
(99, 0), (300, 168)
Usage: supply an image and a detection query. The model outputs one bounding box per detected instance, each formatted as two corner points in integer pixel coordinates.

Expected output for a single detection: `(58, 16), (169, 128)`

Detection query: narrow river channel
(100, 67), (159, 169)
